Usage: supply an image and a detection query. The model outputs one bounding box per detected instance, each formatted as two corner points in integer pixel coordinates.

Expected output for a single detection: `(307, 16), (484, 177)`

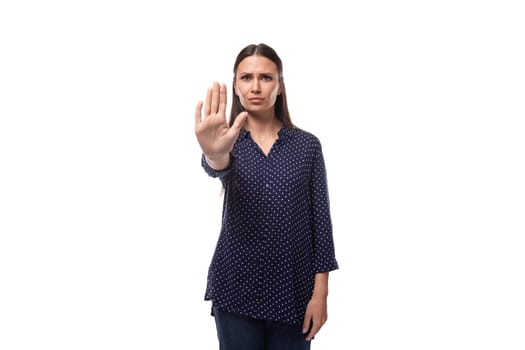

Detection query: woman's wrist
(205, 153), (231, 171)
(312, 272), (329, 298)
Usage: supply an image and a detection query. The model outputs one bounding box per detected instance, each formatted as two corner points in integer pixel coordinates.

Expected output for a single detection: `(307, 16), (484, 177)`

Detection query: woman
(194, 43), (338, 350)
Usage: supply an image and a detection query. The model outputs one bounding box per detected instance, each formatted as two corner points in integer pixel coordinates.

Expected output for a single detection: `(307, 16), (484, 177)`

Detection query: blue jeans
(213, 307), (311, 350)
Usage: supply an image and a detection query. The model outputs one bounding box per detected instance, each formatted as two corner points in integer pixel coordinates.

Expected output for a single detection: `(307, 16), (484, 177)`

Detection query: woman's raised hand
(195, 82), (247, 168)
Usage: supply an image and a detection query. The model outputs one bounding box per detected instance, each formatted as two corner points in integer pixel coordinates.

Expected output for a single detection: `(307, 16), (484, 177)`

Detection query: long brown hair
(229, 43), (294, 128)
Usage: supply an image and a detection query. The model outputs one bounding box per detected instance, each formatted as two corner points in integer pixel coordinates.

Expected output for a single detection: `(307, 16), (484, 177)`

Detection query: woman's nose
(250, 80), (261, 93)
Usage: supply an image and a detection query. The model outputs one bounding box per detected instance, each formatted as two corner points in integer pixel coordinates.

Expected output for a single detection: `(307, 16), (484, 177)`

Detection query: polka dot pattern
(201, 127), (338, 325)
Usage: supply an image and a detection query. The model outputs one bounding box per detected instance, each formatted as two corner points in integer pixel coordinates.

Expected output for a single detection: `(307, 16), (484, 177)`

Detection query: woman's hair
(229, 43), (294, 128)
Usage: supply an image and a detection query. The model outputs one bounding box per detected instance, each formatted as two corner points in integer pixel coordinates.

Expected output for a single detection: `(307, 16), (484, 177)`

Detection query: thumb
(231, 111), (248, 131)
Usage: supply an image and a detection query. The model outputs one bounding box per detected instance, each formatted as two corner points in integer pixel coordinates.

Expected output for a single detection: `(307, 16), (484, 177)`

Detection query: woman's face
(234, 55), (281, 115)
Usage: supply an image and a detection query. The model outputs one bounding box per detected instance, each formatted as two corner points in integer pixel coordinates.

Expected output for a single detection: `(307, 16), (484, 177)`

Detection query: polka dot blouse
(201, 126), (338, 325)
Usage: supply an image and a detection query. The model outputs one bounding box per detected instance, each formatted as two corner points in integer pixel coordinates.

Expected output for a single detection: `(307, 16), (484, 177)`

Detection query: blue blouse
(201, 126), (338, 325)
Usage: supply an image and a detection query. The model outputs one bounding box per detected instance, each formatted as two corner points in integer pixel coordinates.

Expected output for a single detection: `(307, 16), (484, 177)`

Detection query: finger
(230, 112), (248, 131)
(195, 101), (203, 127)
(302, 313), (312, 335)
(225, 112), (247, 141)
(305, 320), (322, 341)
(210, 81), (220, 114)
(218, 83), (227, 116)
(204, 86), (212, 117)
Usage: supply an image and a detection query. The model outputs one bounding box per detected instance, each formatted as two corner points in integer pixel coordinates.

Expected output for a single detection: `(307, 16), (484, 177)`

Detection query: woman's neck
(245, 114), (282, 138)
(245, 115), (282, 156)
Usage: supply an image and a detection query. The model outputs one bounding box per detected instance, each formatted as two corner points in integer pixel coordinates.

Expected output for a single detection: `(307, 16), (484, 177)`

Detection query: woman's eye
(261, 75), (273, 81)
(240, 75), (251, 81)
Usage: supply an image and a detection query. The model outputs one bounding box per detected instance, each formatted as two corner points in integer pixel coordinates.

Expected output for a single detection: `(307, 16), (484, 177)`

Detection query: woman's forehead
(237, 55), (278, 74)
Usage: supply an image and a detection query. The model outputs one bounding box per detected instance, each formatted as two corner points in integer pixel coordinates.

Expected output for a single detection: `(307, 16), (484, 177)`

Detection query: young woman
(194, 43), (338, 350)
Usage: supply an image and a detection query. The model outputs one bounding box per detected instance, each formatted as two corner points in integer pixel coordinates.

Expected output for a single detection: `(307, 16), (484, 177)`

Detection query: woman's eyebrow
(239, 72), (274, 75)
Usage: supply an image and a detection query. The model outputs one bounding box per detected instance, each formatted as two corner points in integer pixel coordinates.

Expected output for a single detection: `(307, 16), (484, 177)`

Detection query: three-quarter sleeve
(309, 140), (339, 273)
(201, 153), (234, 186)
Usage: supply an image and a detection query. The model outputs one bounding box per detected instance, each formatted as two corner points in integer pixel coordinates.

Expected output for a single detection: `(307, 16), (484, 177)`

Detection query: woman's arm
(303, 272), (329, 341)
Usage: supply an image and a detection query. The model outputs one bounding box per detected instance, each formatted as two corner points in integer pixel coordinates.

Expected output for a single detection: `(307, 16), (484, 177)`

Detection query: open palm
(194, 82), (247, 158)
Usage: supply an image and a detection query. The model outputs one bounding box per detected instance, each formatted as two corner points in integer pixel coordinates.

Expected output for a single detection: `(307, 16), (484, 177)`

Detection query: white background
(1, 0), (524, 349)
